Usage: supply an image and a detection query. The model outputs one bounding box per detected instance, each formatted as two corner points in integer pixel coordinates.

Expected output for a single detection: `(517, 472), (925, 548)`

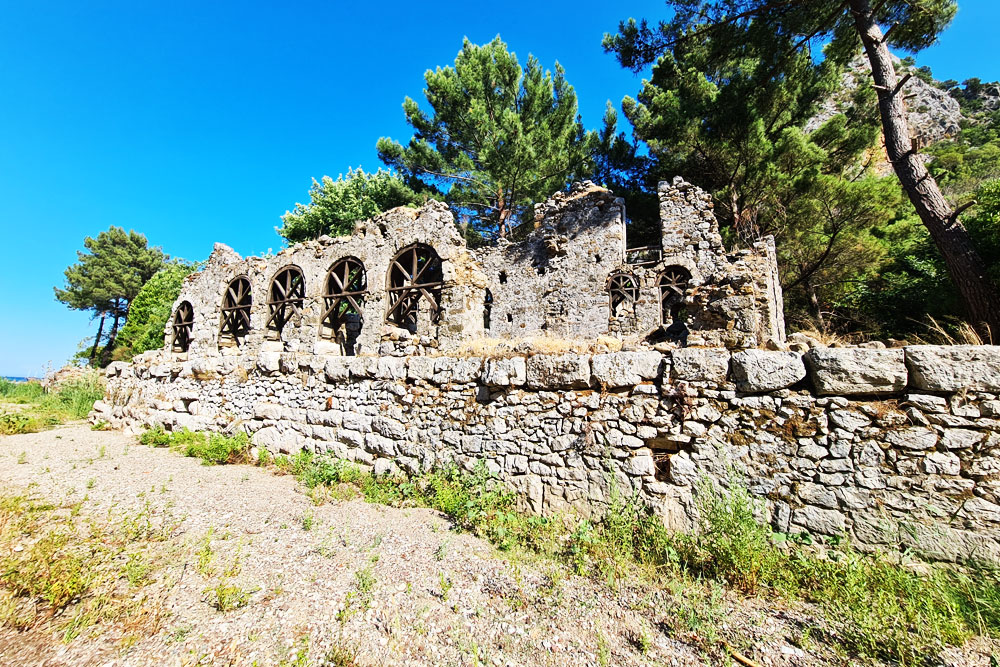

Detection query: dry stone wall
(95, 344), (1000, 566)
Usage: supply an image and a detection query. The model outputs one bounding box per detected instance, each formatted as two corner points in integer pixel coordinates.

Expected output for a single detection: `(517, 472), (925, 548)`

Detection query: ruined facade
(163, 178), (784, 360)
(94, 179), (1000, 565)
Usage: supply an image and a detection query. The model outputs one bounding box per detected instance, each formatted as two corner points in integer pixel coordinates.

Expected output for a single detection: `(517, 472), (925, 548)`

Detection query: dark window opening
(648, 437), (684, 483)
(498, 271), (507, 284)
(506, 313), (513, 323)
(171, 301), (194, 353)
(219, 277), (252, 347)
(266, 266), (306, 336)
(594, 254), (602, 264)
(322, 257), (367, 355)
(657, 267), (691, 325)
(386, 243), (443, 333)
(607, 272), (639, 318)
(484, 289), (493, 330)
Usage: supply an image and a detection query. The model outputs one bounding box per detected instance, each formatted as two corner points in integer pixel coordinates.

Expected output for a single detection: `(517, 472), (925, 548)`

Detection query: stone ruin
(94, 179), (1000, 566)
(162, 178), (784, 360)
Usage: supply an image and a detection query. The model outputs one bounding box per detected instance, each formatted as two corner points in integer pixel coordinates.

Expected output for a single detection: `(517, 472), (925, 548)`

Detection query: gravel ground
(0, 424), (996, 667)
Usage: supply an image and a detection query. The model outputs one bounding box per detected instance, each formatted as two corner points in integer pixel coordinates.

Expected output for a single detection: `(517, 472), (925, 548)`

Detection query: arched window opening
(386, 244), (443, 333)
(657, 267), (691, 325)
(266, 266), (305, 336)
(322, 257), (367, 355)
(484, 289), (493, 330)
(171, 301), (194, 353)
(607, 273), (639, 318)
(219, 277), (252, 347)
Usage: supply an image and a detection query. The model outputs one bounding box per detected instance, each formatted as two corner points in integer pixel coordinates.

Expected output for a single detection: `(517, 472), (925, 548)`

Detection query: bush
(137, 428), (251, 465)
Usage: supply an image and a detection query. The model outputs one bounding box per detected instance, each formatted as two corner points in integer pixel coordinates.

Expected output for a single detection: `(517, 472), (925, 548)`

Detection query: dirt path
(0, 425), (992, 667)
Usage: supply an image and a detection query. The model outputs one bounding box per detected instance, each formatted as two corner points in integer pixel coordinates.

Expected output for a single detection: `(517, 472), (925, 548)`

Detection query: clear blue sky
(1, 1), (997, 377)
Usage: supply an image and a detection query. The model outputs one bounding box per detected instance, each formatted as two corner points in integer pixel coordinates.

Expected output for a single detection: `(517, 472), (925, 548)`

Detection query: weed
(301, 509), (314, 532)
(16, 451), (27, 464)
(439, 572), (453, 601)
(86, 478), (96, 489)
(205, 583), (251, 611)
(196, 529), (215, 577)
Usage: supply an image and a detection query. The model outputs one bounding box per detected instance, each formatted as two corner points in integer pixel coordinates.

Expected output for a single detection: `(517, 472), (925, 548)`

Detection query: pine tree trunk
(101, 314), (121, 367)
(89, 314), (106, 364)
(850, 0), (1000, 337)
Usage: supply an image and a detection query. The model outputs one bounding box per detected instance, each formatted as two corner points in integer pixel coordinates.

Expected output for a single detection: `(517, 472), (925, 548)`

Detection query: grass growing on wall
(0, 374), (104, 435)
(139, 427), (1000, 665)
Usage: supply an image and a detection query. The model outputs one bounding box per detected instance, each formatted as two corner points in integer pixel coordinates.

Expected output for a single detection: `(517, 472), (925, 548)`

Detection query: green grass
(140, 427), (1000, 665)
(139, 426), (251, 465)
(0, 374), (104, 435)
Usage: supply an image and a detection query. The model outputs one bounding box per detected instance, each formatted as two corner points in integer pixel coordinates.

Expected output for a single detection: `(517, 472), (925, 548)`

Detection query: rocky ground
(0, 424), (995, 667)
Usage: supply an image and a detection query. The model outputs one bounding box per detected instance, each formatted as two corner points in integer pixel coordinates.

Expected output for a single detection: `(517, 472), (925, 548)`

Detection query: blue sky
(1, 1), (997, 377)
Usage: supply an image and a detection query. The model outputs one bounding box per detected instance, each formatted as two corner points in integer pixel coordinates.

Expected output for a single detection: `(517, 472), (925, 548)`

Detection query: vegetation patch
(0, 492), (178, 642)
(140, 427), (1000, 665)
(0, 374), (104, 435)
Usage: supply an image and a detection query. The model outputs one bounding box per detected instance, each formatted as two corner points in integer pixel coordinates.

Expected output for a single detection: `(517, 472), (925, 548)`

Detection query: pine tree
(377, 37), (594, 238)
(55, 227), (167, 365)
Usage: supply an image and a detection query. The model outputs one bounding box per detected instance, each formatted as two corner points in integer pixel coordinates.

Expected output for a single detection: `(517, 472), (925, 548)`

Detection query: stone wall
(95, 344), (1000, 566)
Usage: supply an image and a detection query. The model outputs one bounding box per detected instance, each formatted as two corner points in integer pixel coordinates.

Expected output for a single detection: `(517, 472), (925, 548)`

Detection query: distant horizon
(1, 0), (998, 377)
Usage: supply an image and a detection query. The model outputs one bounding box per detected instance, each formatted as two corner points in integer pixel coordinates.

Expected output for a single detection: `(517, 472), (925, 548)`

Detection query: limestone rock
(591, 351), (663, 388)
(481, 358), (527, 387)
(791, 505), (846, 536)
(805, 348), (906, 395)
(669, 348), (731, 384)
(526, 354), (591, 389)
(905, 345), (1000, 392)
(730, 350), (806, 393)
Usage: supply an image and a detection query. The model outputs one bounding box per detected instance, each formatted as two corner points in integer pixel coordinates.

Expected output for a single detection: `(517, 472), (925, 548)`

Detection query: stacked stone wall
(95, 344), (1000, 565)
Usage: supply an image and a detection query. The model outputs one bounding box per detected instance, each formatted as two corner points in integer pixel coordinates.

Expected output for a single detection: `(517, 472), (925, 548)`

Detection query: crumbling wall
(96, 344), (1000, 566)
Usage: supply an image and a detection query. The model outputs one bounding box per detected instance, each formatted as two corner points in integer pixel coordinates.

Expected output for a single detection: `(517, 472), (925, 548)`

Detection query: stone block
(886, 427), (938, 450)
(525, 354), (591, 389)
(905, 345), (1000, 392)
(941, 428), (986, 450)
(924, 451), (961, 476)
(591, 351), (663, 388)
(406, 356), (436, 381)
(730, 350), (806, 393)
(791, 505), (846, 536)
(805, 348), (906, 395)
(324, 357), (351, 383)
(257, 352), (280, 375)
(669, 348), (730, 384)
(481, 357), (527, 387)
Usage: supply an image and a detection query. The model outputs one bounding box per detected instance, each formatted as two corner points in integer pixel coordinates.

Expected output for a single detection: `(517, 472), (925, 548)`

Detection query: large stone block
(481, 357), (527, 387)
(905, 345), (1000, 392)
(730, 350), (806, 393)
(805, 348), (906, 395)
(525, 354), (591, 389)
(591, 351), (663, 388)
(324, 357), (351, 382)
(669, 348), (730, 384)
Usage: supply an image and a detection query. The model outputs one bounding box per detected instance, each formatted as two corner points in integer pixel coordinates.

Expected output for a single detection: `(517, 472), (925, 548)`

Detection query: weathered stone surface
(730, 350), (806, 392)
(481, 358), (527, 387)
(406, 356), (435, 381)
(791, 506), (846, 536)
(805, 348), (906, 395)
(906, 345), (1000, 392)
(324, 358), (351, 383)
(924, 451), (961, 476)
(669, 348), (730, 384)
(525, 354), (591, 389)
(591, 351), (663, 388)
(886, 427), (938, 450)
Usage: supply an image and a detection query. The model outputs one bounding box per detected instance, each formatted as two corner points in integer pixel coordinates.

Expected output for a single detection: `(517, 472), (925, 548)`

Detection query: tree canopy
(605, 0), (1000, 336)
(55, 226), (167, 365)
(377, 37), (594, 237)
(277, 168), (424, 244)
(113, 262), (197, 361)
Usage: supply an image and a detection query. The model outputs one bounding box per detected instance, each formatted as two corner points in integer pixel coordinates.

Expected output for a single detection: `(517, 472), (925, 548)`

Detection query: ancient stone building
(162, 178), (784, 360)
(94, 179), (1000, 566)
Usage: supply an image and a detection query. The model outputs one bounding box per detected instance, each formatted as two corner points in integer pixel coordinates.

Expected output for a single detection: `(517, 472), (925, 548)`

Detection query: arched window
(385, 244), (443, 332)
(171, 301), (194, 353)
(219, 277), (252, 346)
(266, 266), (305, 335)
(607, 273), (639, 317)
(322, 257), (367, 353)
(657, 266), (691, 324)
